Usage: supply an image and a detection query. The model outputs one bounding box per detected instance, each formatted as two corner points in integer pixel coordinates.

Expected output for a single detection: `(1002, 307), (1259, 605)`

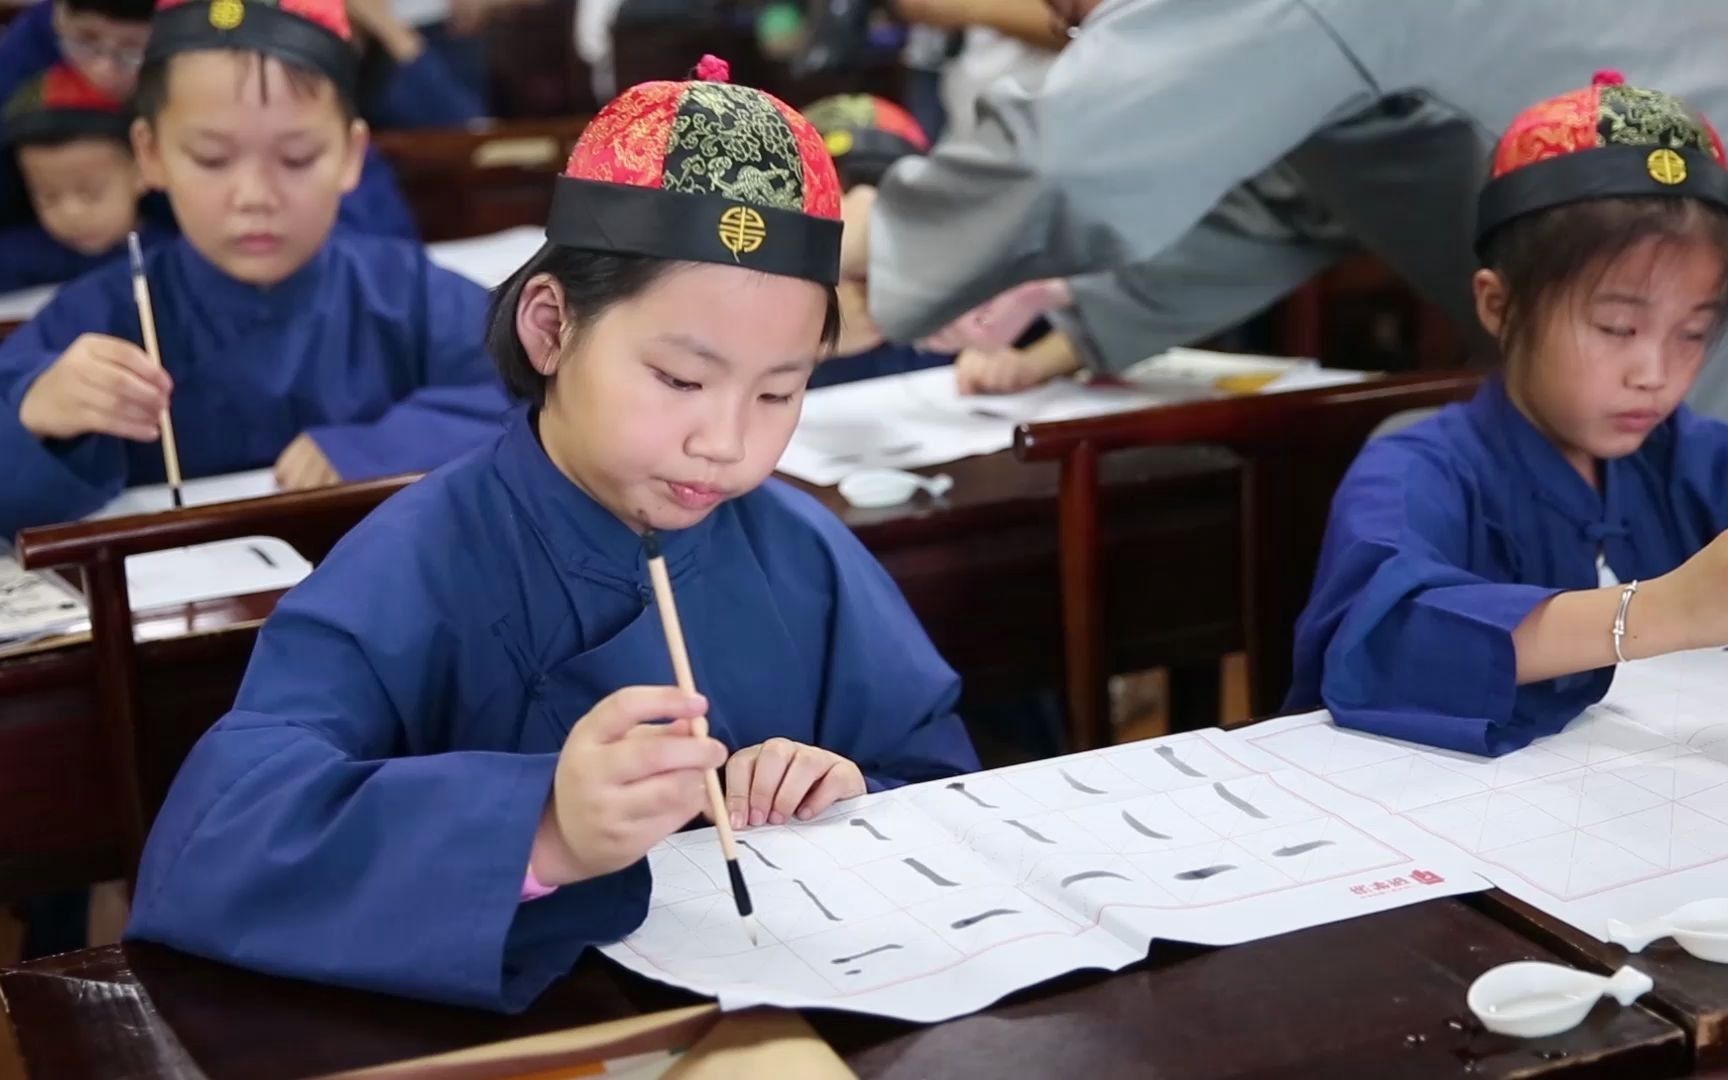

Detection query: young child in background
(801, 93), (953, 388)
(0, 0), (418, 238)
(127, 57), (979, 1012)
(0, 63), (170, 291)
(806, 92), (1086, 395)
(1290, 73), (1728, 757)
(0, 0), (507, 537)
(0, 0), (153, 106)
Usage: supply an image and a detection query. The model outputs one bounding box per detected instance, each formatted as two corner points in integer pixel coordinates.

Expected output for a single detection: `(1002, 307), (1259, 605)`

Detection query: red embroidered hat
(1477, 71), (1728, 255)
(3, 64), (131, 146)
(144, 0), (356, 100)
(802, 93), (929, 187)
(547, 56), (843, 286)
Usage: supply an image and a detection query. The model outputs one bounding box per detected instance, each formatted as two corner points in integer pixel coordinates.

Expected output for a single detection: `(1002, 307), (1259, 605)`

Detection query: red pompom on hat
(547, 55), (843, 285)
(3, 64), (131, 147)
(1477, 71), (1728, 254)
(144, 0), (357, 100)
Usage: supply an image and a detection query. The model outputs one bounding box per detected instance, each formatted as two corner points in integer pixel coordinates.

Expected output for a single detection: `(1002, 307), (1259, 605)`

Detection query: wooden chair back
(1013, 371), (1484, 750)
(8, 477), (418, 893)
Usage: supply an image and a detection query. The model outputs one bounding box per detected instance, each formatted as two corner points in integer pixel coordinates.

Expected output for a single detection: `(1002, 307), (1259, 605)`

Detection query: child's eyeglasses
(59, 34), (147, 70)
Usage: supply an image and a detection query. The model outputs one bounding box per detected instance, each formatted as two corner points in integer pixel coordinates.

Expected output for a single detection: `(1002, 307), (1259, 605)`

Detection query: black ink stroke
(1005, 819), (1056, 844)
(736, 839), (780, 869)
(1214, 782), (1269, 819)
(1272, 840), (1335, 857)
(1060, 870), (1131, 888)
(1120, 810), (1171, 840)
(946, 781), (998, 809)
(951, 908), (1018, 929)
(849, 818), (889, 841)
(832, 944), (903, 964)
(795, 879), (841, 921)
(1154, 744), (1204, 778)
(902, 858), (959, 887)
(1174, 864), (1236, 881)
(1060, 768), (1106, 795)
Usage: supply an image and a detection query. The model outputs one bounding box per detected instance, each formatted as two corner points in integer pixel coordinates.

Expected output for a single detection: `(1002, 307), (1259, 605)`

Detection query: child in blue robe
(0, 63), (172, 294)
(0, 0), (417, 239)
(0, 0), (505, 537)
(802, 93), (953, 388)
(127, 56), (979, 1012)
(1289, 73), (1728, 756)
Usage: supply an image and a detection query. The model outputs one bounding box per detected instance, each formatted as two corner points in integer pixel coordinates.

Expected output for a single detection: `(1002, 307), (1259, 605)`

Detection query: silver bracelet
(1613, 580), (1640, 664)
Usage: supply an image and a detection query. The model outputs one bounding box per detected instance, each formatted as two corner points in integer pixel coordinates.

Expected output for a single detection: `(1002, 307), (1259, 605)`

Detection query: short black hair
(487, 243), (844, 405)
(132, 52), (358, 124)
(1482, 196), (1728, 365)
(60, 0), (154, 21)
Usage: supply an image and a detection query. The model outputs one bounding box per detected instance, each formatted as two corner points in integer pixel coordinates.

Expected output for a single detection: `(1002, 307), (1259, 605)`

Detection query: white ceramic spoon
(1467, 962), (1652, 1038)
(1607, 899), (1728, 962)
(837, 469), (954, 509)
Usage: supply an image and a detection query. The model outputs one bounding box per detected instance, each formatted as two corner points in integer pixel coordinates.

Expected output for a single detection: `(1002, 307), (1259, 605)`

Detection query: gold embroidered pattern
(661, 82), (805, 212)
(717, 206), (767, 256)
(1599, 84), (1714, 152)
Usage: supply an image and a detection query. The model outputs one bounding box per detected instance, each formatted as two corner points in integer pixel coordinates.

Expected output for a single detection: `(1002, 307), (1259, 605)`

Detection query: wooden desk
(0, 448), (1240, 899)
(0, 900), (1691, 1078)
(1473, 893), (1728, 1071)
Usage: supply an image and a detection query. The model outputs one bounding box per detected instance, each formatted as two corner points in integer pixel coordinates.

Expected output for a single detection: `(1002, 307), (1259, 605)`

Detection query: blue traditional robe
(365, 48), (486, 131)
(0, 217), (174, 294)
(0, 231), (507, 536)
(127, 410), (979, 1010)
(1289, 376), (1728, 756)
(808, 342), (951, 390)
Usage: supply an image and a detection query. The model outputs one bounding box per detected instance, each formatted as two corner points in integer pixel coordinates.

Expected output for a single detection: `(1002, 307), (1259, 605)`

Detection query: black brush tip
(640, 528), (662, 561)
(727, 858), (753, 917)
(170, 487), (184, 509)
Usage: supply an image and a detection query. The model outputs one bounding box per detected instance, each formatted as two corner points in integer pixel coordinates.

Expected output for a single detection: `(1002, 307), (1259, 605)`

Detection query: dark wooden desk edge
(0, 900), (1702, 1080)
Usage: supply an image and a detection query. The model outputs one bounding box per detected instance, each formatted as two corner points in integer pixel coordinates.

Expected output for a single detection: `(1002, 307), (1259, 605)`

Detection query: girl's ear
(1473, 268), (1509, 340)
(517, 274), (569, 376)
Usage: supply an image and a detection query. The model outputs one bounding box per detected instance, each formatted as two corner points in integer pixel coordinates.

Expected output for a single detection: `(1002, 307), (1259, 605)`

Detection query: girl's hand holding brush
(530, 686), (726, 887)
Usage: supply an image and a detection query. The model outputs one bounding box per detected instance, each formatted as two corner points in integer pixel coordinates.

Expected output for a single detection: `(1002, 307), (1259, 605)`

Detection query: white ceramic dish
(1607, 899), (1728, 963)
(837, 469), (954, 509)
(1466, 962), (1652, 1039)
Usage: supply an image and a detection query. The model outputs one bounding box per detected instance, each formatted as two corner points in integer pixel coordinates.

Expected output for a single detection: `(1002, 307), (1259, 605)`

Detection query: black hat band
(144, 1), (357, 101)
(547, 177), (843, 286)
(4, 108), (131, 147)
(1477, 144), (1728, 257)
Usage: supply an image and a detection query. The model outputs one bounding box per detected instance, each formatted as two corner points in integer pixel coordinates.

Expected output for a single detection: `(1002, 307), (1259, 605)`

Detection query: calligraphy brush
(641, 528), (759, 945)
(127, 232), (184, 508)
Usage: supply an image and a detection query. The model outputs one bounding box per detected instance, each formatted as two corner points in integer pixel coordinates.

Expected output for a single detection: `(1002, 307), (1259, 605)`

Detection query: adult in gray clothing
(842, 0), (1728, 413)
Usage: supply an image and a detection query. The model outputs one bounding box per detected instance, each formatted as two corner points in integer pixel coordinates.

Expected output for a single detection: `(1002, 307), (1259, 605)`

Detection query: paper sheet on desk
(125, 536), (312, 609)
(602, 727), (1484, 1023)
(427, 227), (544, 290)
(2, 471), (309, 645)
(92, 468), (279, 518)
(0, 284), (55, 325)
(1242, 649), (1728, 944)
(0, 553), (87, 645)
(96, 472), (313, 605)
(777, 366), (1165, 486)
